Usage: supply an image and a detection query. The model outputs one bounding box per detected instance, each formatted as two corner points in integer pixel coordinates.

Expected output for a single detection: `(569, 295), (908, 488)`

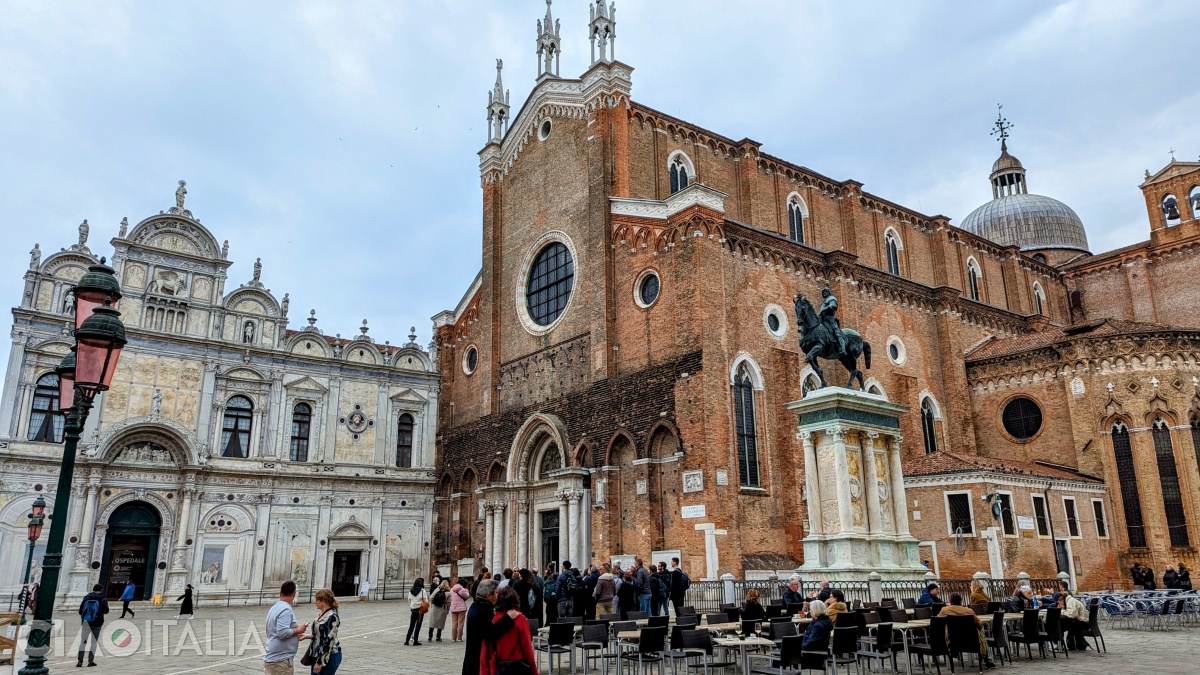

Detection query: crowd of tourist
(1131, 561), (1192, 591)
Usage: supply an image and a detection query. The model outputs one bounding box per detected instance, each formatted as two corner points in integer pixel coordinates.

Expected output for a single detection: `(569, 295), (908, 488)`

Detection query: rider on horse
(819, 287), (847, 357)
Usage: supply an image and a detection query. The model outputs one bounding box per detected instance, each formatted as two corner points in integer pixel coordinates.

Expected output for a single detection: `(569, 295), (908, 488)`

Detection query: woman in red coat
(481, 588), (539, 675)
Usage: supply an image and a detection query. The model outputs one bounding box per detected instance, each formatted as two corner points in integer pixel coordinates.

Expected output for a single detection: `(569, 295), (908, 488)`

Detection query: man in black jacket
(462, 579), (498, 675)
(669, 557), (687, 616)
(77, 583), (110, 667)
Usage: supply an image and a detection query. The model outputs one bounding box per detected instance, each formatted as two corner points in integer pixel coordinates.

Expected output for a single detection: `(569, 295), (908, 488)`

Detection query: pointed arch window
(220, 395), (253, 458)
(396, 413), (415, 468)
(1191, 416), (1200, 479)
(669, 155), (691, 195)
(1111, 422), (1146, 547)
(884, 231), (901, 276)
(967, 259), (982, 302)
(921, 397), (939, 454)
(1151, 419), (1190, 546)
(28, 373), (63, 442)
(1032, 283), (1046, 315)
(289, 403), (312, 462)
(733, 364), (761, 488)
(787, 195), (805, 244)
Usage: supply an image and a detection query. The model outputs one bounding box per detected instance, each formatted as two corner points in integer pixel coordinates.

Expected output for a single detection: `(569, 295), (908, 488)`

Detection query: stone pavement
(3, 599), (1198, 674)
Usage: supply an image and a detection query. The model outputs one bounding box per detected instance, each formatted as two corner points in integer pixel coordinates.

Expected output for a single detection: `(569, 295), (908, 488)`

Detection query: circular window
(635, 270), (660, 308)
(525, 241), (575, 327)
(463, 345), (479, 375)
(887, 336), (906, 365)
(538, 119), (552, 141)
(1001, 397), (1043, 440)
(763, 305), (788, 339)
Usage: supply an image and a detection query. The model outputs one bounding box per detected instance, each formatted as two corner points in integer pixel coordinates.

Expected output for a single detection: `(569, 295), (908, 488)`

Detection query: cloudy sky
(2, 0), (1197, 344)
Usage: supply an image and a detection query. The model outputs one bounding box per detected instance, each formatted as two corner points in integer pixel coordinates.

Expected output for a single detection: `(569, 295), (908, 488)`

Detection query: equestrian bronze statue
(794, 287), (872, 391)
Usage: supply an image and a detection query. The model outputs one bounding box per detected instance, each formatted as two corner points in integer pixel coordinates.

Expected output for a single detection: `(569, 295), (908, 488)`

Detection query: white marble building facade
(0, 186), (439, 605)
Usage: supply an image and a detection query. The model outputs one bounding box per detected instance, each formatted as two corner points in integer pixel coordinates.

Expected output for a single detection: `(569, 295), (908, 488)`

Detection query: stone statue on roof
(30, 244), (41, 270)
(253, 258), (262, 283)
(118, 217), (128, 238)
(176, 180), (187, 210)
(78, 219), (89, 247)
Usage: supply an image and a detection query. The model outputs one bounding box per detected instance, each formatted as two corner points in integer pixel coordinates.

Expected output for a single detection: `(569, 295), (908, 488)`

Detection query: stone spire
(487, 59), (511, 143)
(589, 0), (616, 65)
(536, 0), (561, 78)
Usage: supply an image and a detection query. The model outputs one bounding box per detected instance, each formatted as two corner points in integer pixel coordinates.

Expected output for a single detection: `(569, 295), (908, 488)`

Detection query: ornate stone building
(431, 1), (1200, 589)
(0, 186), (439, 604)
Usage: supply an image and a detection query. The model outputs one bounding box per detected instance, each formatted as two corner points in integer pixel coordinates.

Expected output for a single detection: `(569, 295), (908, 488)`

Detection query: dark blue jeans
(314, 648), (342, 674)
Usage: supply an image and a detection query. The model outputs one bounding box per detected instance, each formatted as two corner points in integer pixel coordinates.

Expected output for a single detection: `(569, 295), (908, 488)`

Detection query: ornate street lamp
(17, 496), (46, 625)
(21, 260), (124, 675)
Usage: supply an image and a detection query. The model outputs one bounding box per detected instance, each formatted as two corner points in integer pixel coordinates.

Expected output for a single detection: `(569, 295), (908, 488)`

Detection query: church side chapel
(0, 182), (440, 605)
(432, 1), (1200, 588)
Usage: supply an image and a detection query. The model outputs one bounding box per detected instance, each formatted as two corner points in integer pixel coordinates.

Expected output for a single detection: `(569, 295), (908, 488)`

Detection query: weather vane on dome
(990, 103), (1013, 150)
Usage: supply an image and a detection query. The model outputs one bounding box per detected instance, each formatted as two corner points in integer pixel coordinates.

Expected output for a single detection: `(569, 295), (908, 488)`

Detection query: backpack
(81, 598), (101, 624)
(653, 576), (669, 600)
(431, 589), (446, 608)
(561, 573), (579, 596)
(527, 589), (536, 609)
(544, 578), (558, 602)
(679, 572), (691, 592)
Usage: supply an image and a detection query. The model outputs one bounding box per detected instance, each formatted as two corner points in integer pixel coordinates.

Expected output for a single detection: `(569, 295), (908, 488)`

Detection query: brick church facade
(431, 1), (1200, 589)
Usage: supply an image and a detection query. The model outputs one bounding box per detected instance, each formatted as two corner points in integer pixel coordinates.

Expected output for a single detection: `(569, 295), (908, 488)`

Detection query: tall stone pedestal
(787, 387), (926, 582)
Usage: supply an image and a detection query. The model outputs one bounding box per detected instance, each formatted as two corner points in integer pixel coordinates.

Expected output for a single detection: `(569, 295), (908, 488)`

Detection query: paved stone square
(4, 599), (1199, 674)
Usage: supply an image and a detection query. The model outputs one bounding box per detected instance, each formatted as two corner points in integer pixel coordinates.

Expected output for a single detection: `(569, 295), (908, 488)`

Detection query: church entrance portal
(100, 502), (161, 600)
(331, 551), (361, 597)
(540, 510), (559, 570)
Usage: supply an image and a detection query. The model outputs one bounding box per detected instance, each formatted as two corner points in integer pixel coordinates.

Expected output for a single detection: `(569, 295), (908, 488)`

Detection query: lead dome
(960, 131), (1090, 255)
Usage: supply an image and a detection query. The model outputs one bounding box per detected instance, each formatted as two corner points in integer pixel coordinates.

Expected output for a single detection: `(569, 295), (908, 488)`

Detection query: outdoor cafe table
(615, 622), (740, 675)
(713, 636), (777, 674)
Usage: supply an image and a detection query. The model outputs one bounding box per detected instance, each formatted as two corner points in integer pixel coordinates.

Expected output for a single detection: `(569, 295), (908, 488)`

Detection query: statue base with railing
(787, 387), (928, 582)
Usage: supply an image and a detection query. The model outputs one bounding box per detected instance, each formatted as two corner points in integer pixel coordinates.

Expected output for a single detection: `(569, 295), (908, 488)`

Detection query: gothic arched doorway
(100, 501), (162, 600)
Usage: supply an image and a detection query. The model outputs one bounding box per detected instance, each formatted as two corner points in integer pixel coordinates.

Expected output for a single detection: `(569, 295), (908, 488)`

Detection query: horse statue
(794, 292), (871, 391)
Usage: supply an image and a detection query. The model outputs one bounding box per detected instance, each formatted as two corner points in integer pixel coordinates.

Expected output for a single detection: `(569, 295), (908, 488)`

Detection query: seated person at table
(825, 589), (848, 624)
(801, 600), (833, 651)
(1010, 586), (1038, 611)
(782, 577), (804, 607)
(807, 580), (833, 602)
(742, 589), (766, 621)
(937, 593), (995, 669)
(969, 579), (990, 606)
(917, 583), (945, 607)
(1057, 589), (1090, 651)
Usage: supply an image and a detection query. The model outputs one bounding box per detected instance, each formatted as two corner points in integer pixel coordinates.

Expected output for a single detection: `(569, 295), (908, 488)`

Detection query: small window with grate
(1092, 499), (1108, 539)
(997, 492), (1016, 536)
(1063, 497), (1080, 537)
(1031, 494), (1050, 537)
(1001, 396), (1043, 440)
(946, 492), (974, 535)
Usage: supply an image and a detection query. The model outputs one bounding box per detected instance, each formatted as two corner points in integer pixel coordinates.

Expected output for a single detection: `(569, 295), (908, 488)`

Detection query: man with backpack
(77, 583), (110, 667)
(669, 557), (689, 616)
(651, 562), (672, 617)
(555, 561), (578, 619)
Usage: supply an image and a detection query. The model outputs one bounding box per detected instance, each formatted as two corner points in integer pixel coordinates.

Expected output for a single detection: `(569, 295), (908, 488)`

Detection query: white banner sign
(681, 504), (706, 519)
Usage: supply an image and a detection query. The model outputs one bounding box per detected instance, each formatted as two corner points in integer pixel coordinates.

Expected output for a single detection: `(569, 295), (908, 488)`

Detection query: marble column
(500, 502), (509, 568)
(483, 505), (494, 571)
(493, 503), (506, 571)
(862, 432), (883, 534)
(558, 497), (568, 565)
(517, 503), (529, 568)
(888, 436), (911, 537)
(801, 433), (823, 536)
(568, 491), (582, 566)
(830, 426), (853, 534)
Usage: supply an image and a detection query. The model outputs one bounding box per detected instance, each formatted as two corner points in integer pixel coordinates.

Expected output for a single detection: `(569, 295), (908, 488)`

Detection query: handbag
(299, 642), (317, 667)
(496, 660), (533, 675)
(419, 599), (431, 615)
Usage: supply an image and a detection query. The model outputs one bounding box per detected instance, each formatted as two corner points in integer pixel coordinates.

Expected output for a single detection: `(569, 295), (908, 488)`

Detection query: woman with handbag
(406, 578), (430, 646)
(481, 588), (539, 675)
(301, 588), (342, 674)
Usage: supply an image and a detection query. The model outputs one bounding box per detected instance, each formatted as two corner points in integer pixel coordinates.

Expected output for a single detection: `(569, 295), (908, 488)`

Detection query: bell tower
(536, 0), (561, 79)
(486, 59), (510, 143)
(589, 1), (616, 65)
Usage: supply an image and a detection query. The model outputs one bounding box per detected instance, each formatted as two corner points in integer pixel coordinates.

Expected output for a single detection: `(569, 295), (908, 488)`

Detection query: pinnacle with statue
(794, 286), (872, 391)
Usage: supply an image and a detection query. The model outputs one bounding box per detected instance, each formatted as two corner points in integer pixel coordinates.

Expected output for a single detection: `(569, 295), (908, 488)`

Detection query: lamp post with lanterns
(17, 495), (46, 625)
(20, 259), (125, 675)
